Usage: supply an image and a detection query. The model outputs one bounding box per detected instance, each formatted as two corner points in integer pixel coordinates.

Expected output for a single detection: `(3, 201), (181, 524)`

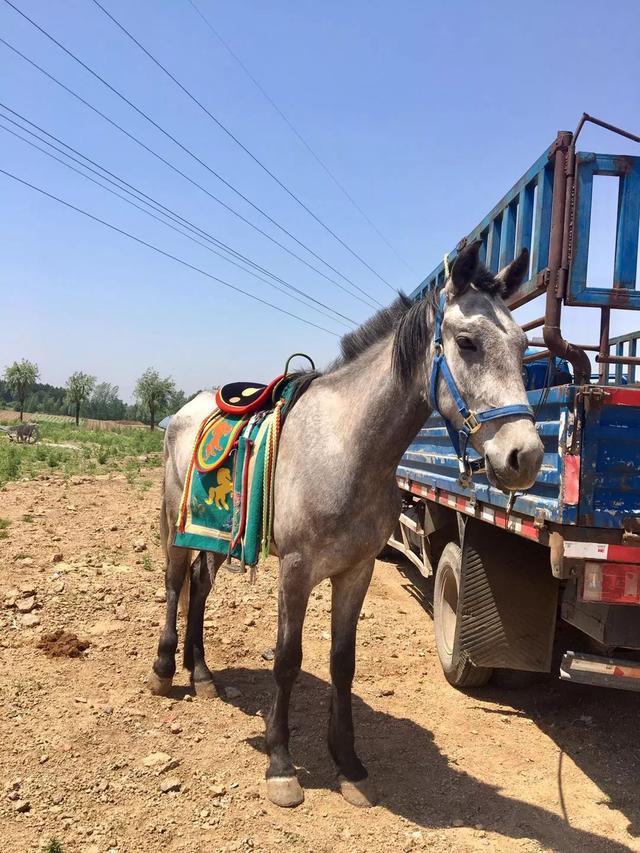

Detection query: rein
(429, 291), (535, 487)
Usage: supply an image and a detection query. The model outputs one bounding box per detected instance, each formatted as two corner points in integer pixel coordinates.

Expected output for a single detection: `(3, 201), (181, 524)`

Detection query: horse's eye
(456, 336), (477, 352)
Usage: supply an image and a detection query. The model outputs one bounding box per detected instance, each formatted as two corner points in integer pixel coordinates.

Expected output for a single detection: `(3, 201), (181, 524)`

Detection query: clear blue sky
(1, 0), (639, 400)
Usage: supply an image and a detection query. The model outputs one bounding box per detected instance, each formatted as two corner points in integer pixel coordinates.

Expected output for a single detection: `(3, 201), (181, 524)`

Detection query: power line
(0, 102), (357, 326)
(2, 1), (382, 308)
(186, 0), (419, 278)
(0, 165), (343, 337)
(0, 119), (352, 328)
(0, 36), (378, 311)
(90, 0), (398, 292)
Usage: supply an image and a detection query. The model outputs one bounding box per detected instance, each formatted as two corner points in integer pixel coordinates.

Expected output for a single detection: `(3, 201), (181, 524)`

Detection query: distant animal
(204, 467), (232, 510)
(150, 242), (542, 810)
(5, 423), (39, 444)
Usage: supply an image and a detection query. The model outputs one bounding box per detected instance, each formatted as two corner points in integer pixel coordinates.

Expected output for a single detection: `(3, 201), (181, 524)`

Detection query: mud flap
(453, 518), (558, 671)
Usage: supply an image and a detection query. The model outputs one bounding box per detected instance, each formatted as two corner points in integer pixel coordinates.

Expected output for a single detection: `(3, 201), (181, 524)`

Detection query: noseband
(429, 291), (535, 486)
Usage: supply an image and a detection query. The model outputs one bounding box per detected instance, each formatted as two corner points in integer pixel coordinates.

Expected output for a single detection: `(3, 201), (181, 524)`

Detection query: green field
(0, 420), (164, 486)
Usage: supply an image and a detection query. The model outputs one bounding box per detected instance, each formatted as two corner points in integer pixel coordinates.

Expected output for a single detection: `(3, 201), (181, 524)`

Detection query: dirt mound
(36, 629), (91, 658)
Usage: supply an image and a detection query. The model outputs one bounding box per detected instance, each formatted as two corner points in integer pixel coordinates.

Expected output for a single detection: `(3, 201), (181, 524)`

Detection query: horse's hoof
(266, 776), (304, 808)
(148, 672), (173, 696)
(338, 775), (379, 808)
(193, 678), (218, 699)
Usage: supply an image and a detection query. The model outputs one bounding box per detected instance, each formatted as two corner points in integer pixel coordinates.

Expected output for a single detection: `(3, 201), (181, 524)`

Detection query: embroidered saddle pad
(174, 379), (296, 568)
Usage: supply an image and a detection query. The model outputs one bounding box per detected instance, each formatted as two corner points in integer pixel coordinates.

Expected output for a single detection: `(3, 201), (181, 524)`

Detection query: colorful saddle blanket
(174, 378), (296, 568)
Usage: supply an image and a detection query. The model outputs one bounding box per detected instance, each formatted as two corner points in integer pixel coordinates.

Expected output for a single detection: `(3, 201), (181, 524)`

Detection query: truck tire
(434, 542), (493, 688)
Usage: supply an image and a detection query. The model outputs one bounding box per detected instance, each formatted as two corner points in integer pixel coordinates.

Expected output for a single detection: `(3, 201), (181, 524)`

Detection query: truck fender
(453, 517), (559, 672)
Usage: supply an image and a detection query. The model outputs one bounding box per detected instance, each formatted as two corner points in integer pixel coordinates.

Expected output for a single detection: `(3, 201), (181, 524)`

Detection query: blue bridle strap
(430, 292), (534, 485)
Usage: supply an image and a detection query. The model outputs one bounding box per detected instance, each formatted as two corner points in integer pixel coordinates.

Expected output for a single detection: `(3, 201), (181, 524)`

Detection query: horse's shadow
(203, 553), (640, 852)
(216, 659), (632, 853)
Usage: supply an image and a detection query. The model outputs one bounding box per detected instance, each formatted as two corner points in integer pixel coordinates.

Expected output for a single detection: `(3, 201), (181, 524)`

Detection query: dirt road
(1, 471), (638, 852)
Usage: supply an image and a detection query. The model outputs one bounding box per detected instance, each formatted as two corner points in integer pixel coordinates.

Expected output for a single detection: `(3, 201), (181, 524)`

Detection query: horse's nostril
(508, 448), (520, 472)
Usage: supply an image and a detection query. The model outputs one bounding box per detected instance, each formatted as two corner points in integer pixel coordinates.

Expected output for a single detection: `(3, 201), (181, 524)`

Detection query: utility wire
(2, 0), (381, 308)
(186, 0), (419, 278)
(0, 35), (378, 311)
(91, 0), (398, 292)
(0, 102), (356, 326)
(0, 120), (352, 328)
(0, 165), (342, 336)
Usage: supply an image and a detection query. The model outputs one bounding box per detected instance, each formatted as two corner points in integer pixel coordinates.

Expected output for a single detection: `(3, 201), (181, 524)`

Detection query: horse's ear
(447, 240), (482, 297)
(496, 248), (530, 298)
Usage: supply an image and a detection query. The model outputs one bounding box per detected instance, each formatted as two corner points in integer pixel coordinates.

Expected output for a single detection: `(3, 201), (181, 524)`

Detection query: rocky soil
(1, 470), (639, 852)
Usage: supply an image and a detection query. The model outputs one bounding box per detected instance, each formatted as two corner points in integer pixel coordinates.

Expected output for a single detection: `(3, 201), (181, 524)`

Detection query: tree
(65, 371), (96, 426)
(88, 382), (125, 421)
(134, 368), (175, 430)
(3, 360), (39, 421)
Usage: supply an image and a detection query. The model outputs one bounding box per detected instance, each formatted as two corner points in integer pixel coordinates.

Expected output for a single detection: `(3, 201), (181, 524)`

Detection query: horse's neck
(333, 339), (431, 477)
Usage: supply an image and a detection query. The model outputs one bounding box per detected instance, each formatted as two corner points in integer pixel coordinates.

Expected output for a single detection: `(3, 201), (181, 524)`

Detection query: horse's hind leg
(329, 560), (378, 807)
(183, 552), (223, 698)
(149, 541), (190, 695)
(265, 555), (312, 808)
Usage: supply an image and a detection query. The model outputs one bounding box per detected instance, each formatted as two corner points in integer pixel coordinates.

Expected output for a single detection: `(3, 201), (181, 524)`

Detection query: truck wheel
(434, 542), (493, 688)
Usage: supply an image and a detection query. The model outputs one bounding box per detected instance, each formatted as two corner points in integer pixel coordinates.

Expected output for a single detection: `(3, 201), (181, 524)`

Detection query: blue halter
(430, 291), (535, 486)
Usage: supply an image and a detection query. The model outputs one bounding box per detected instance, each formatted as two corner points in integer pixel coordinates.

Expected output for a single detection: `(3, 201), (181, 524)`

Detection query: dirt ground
(1, 470), (639, 853)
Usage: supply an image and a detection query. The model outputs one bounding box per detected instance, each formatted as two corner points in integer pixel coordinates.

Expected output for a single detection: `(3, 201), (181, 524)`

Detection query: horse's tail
(178, 560), (191, 621)
(160, 466), (190, 620)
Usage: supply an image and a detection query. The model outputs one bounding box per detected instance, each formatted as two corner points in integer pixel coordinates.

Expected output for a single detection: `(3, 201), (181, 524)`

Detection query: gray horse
(150, 241), (543, 809)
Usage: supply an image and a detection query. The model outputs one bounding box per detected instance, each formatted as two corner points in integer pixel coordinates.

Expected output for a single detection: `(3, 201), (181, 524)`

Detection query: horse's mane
(288, 264), (502, 399)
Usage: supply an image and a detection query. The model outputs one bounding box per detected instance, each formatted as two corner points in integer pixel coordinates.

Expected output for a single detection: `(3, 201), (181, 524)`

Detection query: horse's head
(434, 241), (543, 491)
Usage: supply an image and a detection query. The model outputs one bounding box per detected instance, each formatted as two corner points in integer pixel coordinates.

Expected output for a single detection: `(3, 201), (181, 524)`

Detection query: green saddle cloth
(174, 383), (295, 567)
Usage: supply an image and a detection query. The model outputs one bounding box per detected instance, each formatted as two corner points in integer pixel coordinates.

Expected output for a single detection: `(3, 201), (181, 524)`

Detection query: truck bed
(397, 384), (640, 531)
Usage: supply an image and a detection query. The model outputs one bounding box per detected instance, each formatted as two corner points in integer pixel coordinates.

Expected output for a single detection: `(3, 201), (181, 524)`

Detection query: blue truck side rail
(399, 120), (640, 540)
(394, 118), (640, 689)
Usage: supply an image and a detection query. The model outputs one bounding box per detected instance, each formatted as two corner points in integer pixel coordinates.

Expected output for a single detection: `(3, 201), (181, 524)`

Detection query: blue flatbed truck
(391, 117), (640, 690)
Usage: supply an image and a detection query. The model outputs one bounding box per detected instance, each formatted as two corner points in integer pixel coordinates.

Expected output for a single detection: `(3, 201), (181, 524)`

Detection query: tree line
(1, 360), (195, 429)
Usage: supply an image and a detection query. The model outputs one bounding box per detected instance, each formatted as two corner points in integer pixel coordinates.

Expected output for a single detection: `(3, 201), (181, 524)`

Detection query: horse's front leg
(329, 559), (378, 807)
(265, 555), (312, 808)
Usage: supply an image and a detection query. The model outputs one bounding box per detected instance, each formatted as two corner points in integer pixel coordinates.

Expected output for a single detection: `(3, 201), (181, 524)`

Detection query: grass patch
(142, 553), (153, 572)
(0, 421), (164, 484)
(0, 517), (10, 539)
(0, 446), (20, 483)
(44, 839), (64, 853)
(22, 513), (33, 523)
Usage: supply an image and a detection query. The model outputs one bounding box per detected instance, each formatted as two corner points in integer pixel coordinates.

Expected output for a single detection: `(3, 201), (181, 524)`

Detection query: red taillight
(582, 562), (640, 605)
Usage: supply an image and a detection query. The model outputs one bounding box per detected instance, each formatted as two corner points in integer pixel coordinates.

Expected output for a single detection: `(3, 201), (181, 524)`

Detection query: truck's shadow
(393, 556), (640, 841)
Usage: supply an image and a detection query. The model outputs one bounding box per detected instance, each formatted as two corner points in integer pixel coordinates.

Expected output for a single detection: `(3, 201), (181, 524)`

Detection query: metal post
(598, 307), (610, 384)
(542, 131), (592, 385)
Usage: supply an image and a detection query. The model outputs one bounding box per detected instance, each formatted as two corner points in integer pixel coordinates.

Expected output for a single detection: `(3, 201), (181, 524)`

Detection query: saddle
(174, 355), (314, 572)
(216, 375), (287, 415)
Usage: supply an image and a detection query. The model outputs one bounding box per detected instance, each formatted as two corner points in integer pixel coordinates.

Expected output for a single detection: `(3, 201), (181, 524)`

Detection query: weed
(142, 553), (153, 572)
(44, 839), (64, 853)
(0, 517), (10, 540)
(47, 451), (60, 468)
(22, 514), (33, 523)
(0, 446), (21, 483)
(125, 461), (139, 486)
(97, 447), (109, 465)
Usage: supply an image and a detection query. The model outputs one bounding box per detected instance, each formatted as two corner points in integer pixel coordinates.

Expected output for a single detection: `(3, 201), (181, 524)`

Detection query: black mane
(338, 294), (414, 364)
(295, 264), (502, 393)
